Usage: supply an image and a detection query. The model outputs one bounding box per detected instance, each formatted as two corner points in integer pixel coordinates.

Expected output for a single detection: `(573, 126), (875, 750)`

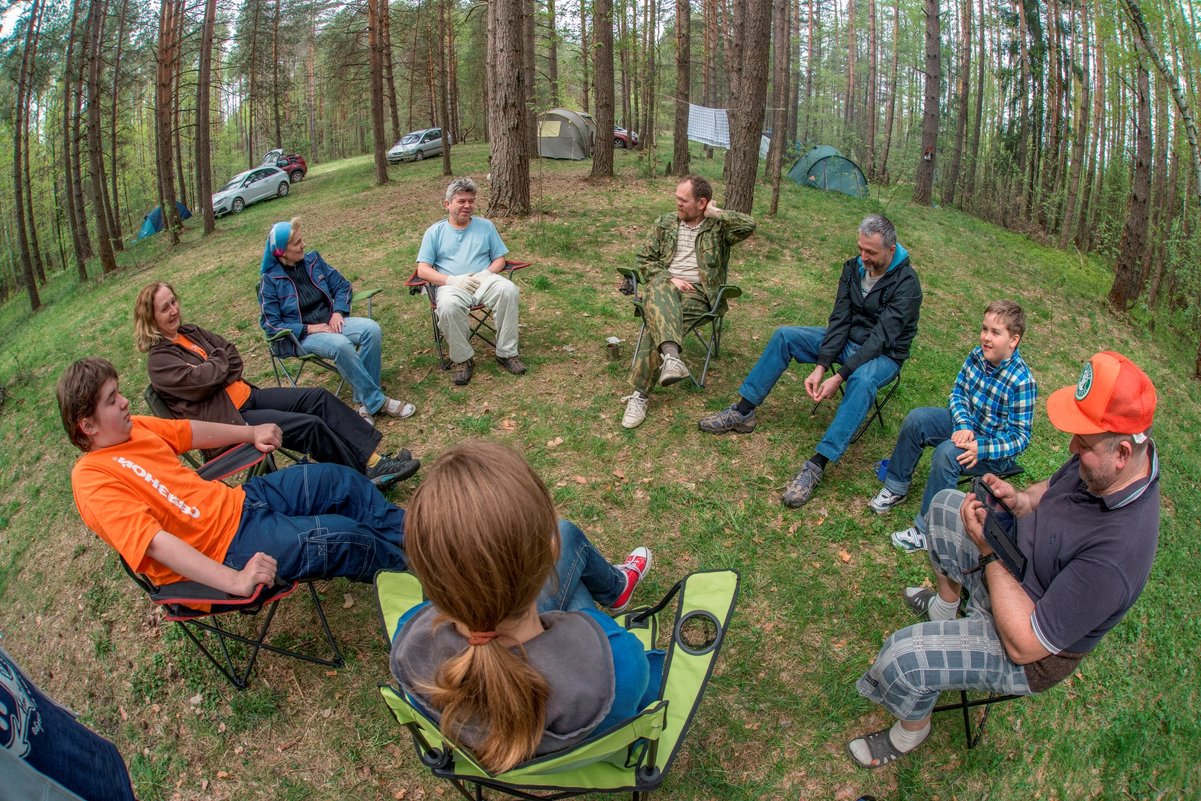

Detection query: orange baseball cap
(1046, 351), (1156, 437)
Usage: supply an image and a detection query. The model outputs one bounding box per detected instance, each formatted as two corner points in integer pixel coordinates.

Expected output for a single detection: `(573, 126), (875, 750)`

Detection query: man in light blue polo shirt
(416, 177), (524, 386)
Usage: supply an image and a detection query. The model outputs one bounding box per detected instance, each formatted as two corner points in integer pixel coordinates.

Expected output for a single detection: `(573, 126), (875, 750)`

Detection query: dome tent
(787, 146), (869, 199)
(536, 108), (596, 160)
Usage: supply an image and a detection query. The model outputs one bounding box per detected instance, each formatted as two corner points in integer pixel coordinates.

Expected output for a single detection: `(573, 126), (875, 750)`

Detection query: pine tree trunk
(272, 0), (283, 147)
(197, 0), (217, 233)
(20, 4), (47, 283)
(768, 0), (790, 213)
(547, 0), (560, 106)
(93, 0), (122, 262)
(1108, 51), (1151, 311)
(912, 0), (940, 205)
(963, 0), (984, 203)
(63, 0), (89, 278)
(845, 0), (856, 134)
(580, 0), (590, 113)
(1058, 5), (1088, 249)
(108, 0), (129, 248)
(724, 0), (772, 213)
(941, 0), (970, 206)
(367, 0), (391, 184)
(673, 0), (691, 176)
(864, 0), (877, 177)
(488, 0), (532, 213)
(879, 0), (898, 181)
(591, 0), (616, 177)
(383, 0), (401, 143)
(438, 0), (453, 175)
(13, 0), (41, 308)
(523, 0), (537, 155)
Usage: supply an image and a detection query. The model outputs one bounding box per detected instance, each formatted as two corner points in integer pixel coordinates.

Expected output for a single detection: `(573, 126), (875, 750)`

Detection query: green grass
(1, 140), (1198, 799)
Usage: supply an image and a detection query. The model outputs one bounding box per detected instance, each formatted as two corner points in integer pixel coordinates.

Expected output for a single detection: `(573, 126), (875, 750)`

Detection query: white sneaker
(381, 398), (417, 419)
(357, 405), (376, 427)
(891, 526), (927, 552)
(658, 354), (690, 387)
(869, 487), (907, 514)
(620, 393), (649, 429)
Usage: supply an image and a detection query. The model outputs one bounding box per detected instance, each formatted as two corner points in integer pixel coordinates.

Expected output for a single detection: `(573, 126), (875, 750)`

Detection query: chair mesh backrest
(374, 568), (738, 794)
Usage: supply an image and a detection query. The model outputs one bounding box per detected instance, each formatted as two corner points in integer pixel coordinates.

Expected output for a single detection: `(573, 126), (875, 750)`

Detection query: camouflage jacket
(635, 210), (757, 301)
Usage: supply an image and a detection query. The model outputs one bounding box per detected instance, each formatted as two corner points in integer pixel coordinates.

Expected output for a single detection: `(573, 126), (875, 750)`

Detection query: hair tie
(467, 630), (498, 647)
(273, 247), (285, 258)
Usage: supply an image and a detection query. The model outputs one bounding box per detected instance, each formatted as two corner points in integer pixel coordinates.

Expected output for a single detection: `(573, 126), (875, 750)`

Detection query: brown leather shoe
(496, 355), (527, 375)
(452, 358), (474, 385)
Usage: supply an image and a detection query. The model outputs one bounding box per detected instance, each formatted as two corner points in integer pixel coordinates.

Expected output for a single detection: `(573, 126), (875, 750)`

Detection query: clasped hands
(803, 366), (843, 403)
(446, 271), (491, 292)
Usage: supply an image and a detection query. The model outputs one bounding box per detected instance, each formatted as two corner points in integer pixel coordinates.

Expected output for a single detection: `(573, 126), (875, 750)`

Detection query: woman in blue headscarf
(259, 217), (414, 424)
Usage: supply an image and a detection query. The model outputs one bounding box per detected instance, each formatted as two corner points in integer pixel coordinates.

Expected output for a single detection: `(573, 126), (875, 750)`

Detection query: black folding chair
(810, 366), (903, 445)
(616, 267), (741, 389)
(406, 260), (532, 370)
(934, 691), (1021, 748)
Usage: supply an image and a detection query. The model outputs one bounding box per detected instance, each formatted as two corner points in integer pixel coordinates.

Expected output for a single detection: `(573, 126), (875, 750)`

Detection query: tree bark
(488, 0), (532, 213)
(13, 0), (42, 309)
(912, 0), (940, 205)
(580, 0), (590, 113)
(438, 0), (454, 175)
(383, 0), (402, 143)
(963, 0), (984, 202)
(942, 0), (970, 206)
(272, 0), (283, 147)
(107, 0), (130, 248)
(591, 0), (616, 177)
(1108, 49), (1151, 311)
(367, 0), (391, 184)
(879, 0), (899, 181)
(1058, 4), (1088, 250)
(724, 0), (772, 212)
(63, 0), (89, 278)
(547, 0), (560, 106)
(197, 0), (217, 234)
(20, 3), (47, 283)
(768, 0), (790, 214)
(673, 0), (691, 176)
(864, 0), (877, 177)
(523, 0), (538, 155)
(93, 0), (122, 263)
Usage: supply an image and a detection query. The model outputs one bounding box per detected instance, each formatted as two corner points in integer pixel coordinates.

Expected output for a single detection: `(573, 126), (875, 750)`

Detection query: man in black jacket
(699, 214), (922, 507)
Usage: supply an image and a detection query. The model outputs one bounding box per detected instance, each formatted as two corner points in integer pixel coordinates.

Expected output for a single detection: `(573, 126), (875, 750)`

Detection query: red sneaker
(609, 547), (653, 613)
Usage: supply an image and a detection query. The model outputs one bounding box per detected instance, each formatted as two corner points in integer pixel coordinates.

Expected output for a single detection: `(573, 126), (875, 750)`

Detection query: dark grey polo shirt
(1016, 443), (1160, 654)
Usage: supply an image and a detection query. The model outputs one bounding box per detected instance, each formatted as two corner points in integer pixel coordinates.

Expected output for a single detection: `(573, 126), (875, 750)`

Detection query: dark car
(261, 149), (308, 183)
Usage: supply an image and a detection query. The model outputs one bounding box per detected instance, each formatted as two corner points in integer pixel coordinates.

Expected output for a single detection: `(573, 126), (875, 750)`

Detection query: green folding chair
(374, 568), (739, 800)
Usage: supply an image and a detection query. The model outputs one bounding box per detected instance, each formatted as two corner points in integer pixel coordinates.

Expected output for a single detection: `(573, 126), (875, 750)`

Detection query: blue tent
(137, 201), (192, 240)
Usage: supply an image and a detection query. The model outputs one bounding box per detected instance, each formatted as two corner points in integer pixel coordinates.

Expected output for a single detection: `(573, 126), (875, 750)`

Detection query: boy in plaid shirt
(868, 300), (1036, 551)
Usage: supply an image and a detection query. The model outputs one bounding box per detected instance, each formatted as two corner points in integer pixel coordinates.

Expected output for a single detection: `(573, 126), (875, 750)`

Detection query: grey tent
(787, 146), (869, 199)
(536, 109), (596, 160)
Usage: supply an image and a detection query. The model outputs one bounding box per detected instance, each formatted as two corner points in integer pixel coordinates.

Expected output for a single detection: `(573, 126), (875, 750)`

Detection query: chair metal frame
(259, 286), (383, 396)
(616, 267), (741, 389)
(406, 260), (532, 370)
(375, 569), (740, 800)
(113, 432), (343, 689)
(810, 366), (903, 445)
(934, 691), (1021, 748)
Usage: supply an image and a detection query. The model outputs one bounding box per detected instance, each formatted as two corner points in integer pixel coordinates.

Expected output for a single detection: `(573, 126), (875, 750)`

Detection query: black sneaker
(367, 456), (421, 488)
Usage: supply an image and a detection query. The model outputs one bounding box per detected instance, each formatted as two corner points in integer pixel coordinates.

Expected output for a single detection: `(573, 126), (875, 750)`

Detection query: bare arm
(485, 256), (507, 273)
(416, 261), (448, 286)
(146, 530), (277, 596)
(961, 495), (1051, 664)
(189, 420), (282, 453)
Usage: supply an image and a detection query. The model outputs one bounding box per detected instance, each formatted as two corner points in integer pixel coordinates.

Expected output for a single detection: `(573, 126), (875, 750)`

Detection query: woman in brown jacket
(134, 281), (418, 488)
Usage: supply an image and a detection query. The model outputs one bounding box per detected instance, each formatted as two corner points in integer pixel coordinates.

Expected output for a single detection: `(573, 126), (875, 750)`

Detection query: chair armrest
(152, 580), (299, 620)
(352, 288), (383, 318)
(616, 267), (641, 298)
(197, 443), (268, 481)
(503, 259), (532, 275)
(708, 284), (742, 312)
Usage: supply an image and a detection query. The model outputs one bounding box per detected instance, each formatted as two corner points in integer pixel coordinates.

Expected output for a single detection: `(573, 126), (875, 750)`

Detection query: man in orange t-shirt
(59, 357), (406, 596)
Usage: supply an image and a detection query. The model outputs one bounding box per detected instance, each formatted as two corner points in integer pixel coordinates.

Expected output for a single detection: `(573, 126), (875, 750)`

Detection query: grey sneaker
(697, 404), (757, 434)
(782, 461), (823, 508)
(869, 487), (907, 514)
(452, 359), (475, 386)
(658, 354), (690, 387)
(890, 526), (927, 552)
(367, 456), (421, 488)
(620, 393), (649, 429)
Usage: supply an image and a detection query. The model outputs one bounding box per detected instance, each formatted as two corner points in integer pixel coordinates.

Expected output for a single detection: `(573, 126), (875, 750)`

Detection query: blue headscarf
(261, 221), (292, 273)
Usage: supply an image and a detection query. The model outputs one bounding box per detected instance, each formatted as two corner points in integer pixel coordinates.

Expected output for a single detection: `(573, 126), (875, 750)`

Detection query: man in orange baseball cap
(848, 351), (1159, 769)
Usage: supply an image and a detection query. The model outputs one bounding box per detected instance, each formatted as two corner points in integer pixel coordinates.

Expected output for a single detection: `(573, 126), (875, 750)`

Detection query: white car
(388, 128), (445, 164)
(212, 166), (291, 217)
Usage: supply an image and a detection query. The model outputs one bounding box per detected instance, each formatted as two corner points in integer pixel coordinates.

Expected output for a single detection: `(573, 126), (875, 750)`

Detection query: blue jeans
(300, 316), (386, 413)
(537, 521), (627, 613)
(739, 326), (901, 463)
(882, 407), (1014, 534)
(227, 462), (406, 583)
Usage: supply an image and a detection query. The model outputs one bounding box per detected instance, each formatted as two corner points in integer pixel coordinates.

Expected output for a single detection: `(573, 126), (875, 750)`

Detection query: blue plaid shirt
(948, 346), (1037, 460)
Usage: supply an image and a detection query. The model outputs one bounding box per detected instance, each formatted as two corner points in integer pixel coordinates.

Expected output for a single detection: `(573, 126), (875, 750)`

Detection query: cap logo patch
(1075, 362), (1093, 401)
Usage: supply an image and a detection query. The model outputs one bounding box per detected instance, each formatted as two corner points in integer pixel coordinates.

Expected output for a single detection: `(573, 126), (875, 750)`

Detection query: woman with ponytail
(389, 441), (658, 772)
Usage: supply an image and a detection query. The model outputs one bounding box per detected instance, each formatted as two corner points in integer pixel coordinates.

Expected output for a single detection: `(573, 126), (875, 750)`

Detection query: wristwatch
(968, 553), (1000, 574)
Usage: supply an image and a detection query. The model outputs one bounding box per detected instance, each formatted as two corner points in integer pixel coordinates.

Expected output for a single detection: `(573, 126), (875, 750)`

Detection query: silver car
(212, 166), (291, 217)
(388, 128), (445, 164)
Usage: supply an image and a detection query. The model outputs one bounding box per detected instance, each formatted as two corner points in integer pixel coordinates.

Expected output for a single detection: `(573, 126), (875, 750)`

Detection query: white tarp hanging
(686, 103), (771, 160)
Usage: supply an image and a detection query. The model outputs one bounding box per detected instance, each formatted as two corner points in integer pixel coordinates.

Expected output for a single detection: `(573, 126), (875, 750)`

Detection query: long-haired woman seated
(135, 281), (419, 488)
(389, 442), (660, 773)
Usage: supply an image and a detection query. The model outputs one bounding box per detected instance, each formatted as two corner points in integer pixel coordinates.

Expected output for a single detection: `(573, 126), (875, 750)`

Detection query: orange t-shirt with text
(71, 416), (246, 587)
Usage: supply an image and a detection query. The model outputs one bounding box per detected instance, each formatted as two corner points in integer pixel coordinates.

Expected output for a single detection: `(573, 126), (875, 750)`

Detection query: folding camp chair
(616, 267), (741, 389)
(933, 690), (1021, 748)
(405, 260), (532, 370)
(810, 365), (903, 445)
(259, 285), (383, 396)
(375, 568), (739, 800)
(115, 441), (343, 690)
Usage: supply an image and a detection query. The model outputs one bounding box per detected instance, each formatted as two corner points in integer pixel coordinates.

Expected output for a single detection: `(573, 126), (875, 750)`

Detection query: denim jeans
(0, 645), (137, 801)
(882, 406), (1014, 534)
(299, 316), (386, 413)
(227, 462), (406, 583)
(536, 520), (627, 613)
(738, 325), (901, 463)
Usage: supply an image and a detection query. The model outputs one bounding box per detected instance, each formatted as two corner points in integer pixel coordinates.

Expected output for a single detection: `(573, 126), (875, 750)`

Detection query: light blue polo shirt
(416, 217), (509, 276)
